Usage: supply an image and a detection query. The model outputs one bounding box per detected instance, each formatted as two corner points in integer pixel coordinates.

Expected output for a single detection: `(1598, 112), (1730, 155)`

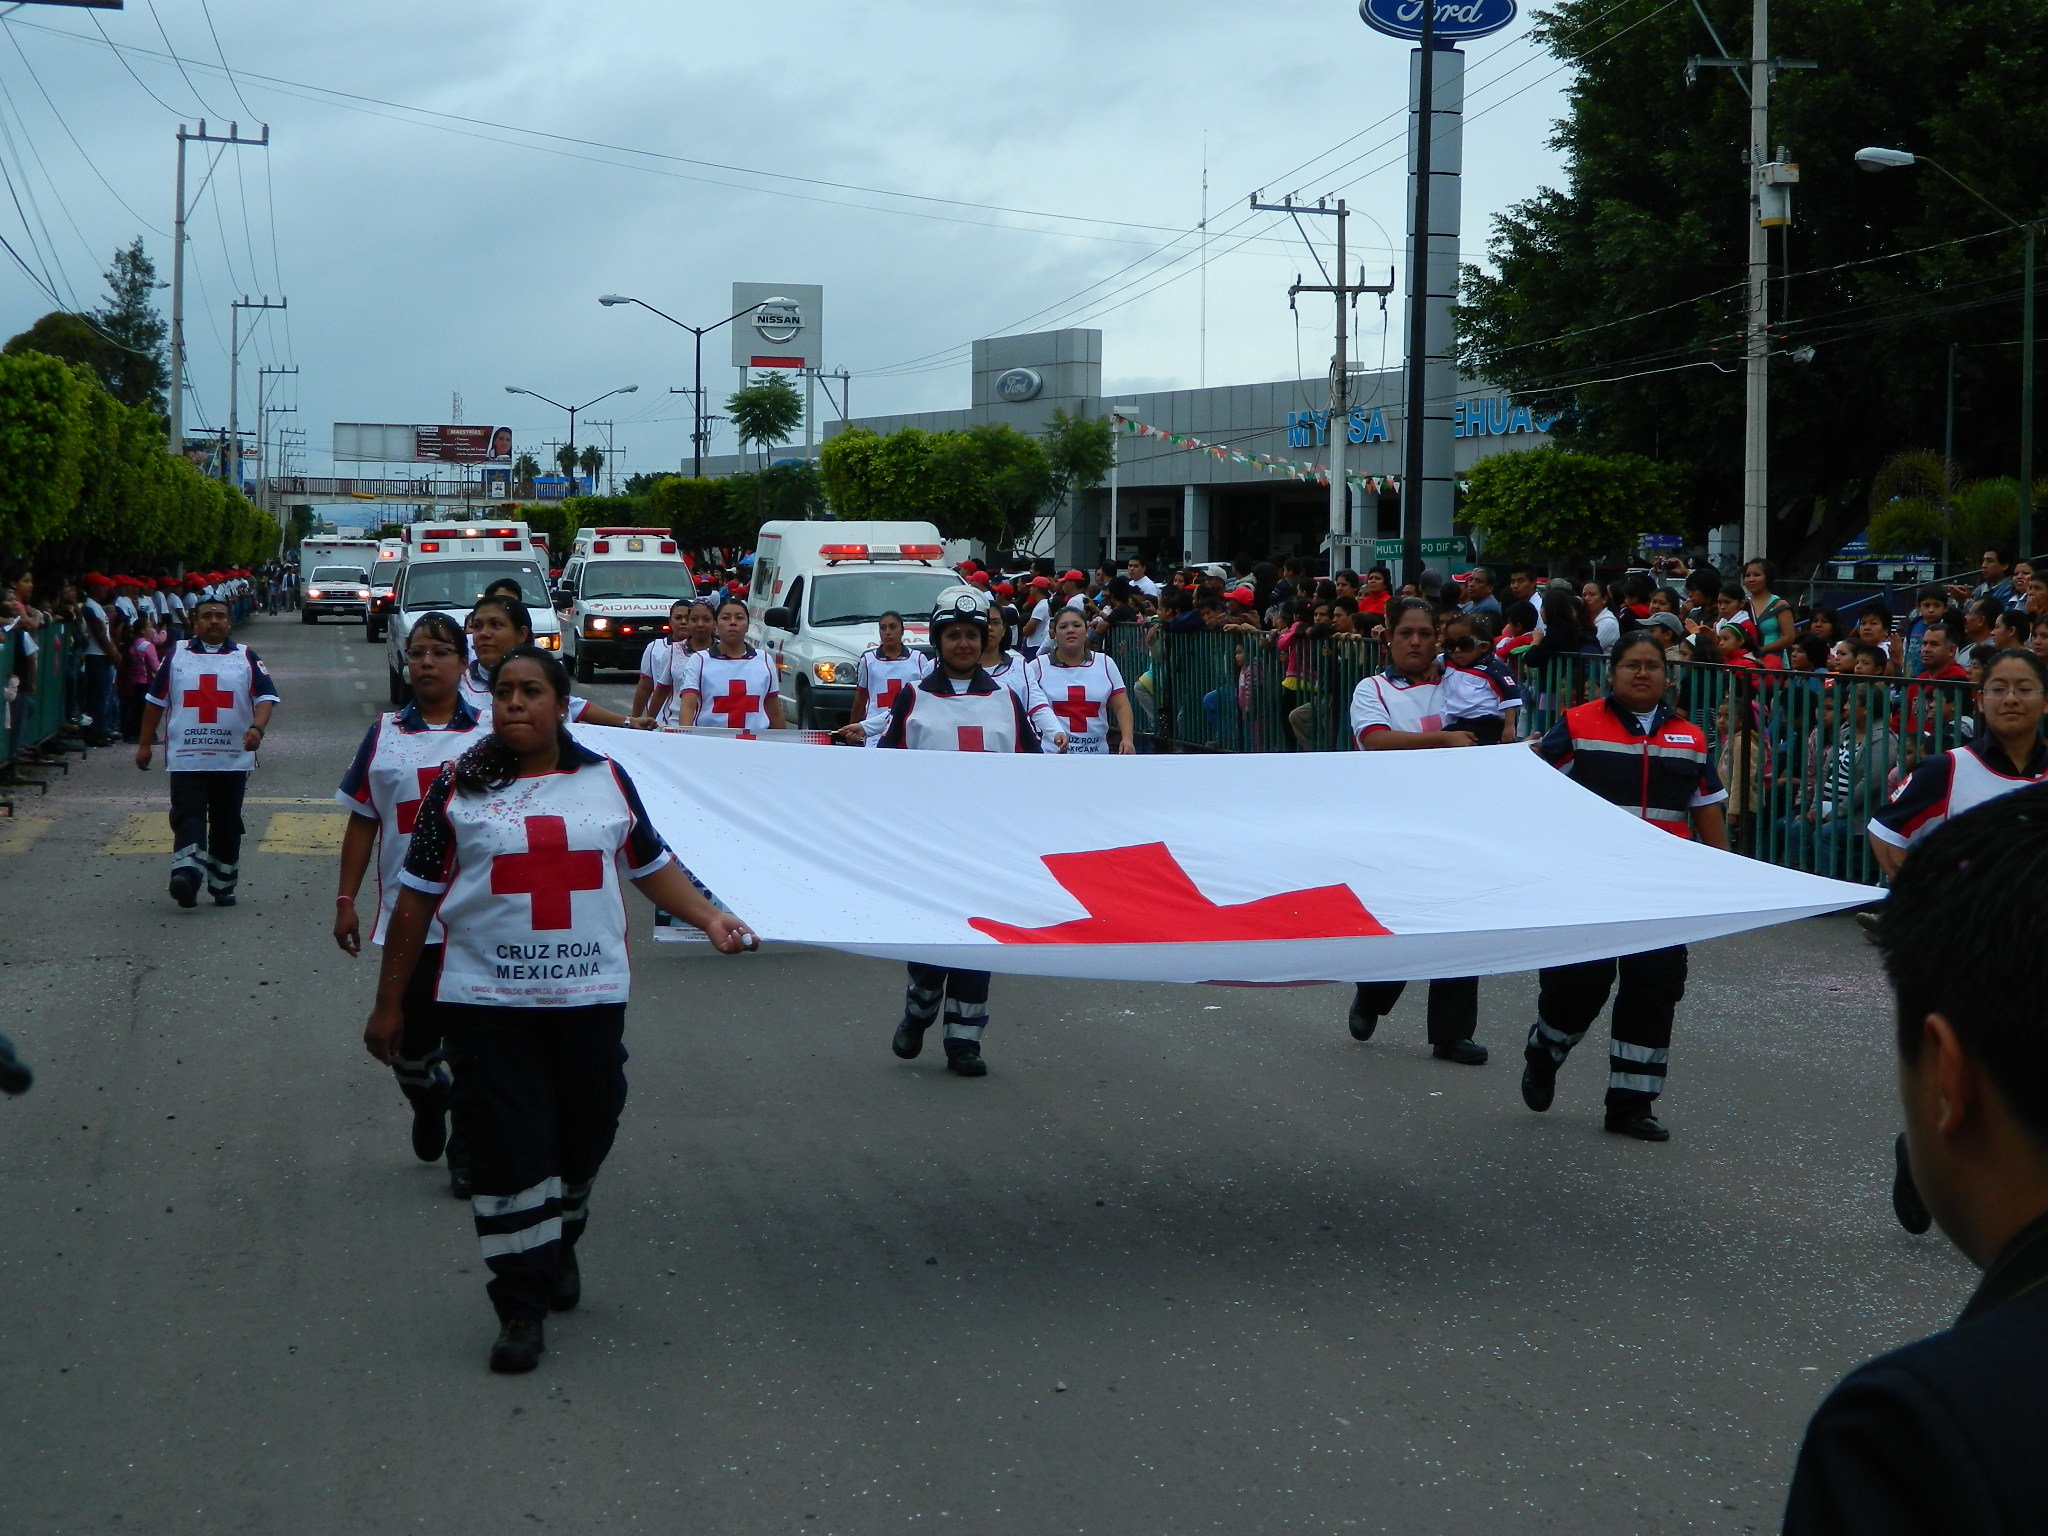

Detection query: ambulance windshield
(403, 561), (549, 609)
(580, 562), (697, 601)
(809, 570), (958, 627)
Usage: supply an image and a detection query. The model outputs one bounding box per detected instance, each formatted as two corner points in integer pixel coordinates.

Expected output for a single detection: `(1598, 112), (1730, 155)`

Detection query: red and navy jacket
(1867, 735), (2048, 851)
(1536, 695), (1727, 838)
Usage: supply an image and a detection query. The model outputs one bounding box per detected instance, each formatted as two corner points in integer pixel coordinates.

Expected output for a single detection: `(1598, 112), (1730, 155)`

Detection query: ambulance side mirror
(764, 607), (796, 632)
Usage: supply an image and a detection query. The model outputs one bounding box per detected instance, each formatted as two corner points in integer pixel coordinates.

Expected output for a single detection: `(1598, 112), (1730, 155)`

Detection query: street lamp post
(503, 384), (639, 496)
(598, 296), (766, 478)
(1857, 146), (2036, 557)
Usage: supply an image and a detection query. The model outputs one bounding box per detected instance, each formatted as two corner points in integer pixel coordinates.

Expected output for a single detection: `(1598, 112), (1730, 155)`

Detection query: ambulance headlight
(813, 660), (848, 683)
(536, 634), (561, 651)
(586, 617), (611, 634)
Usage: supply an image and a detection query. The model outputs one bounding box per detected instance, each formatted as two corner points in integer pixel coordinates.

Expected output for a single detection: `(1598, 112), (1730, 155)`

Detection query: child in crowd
(1494, 599), (1541, 665)
(1716, 620), (1760, 669)
(1856, 603), (1900, 674)
(1826, 639), (1858, 674)
(1997, 608), (2034, 654)
(119, 614), (160, 742)
(1439, 621), (1522, 744)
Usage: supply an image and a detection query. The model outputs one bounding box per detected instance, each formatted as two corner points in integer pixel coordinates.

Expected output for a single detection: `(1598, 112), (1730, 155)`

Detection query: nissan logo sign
(752, 299), (804, 344)
(994, 367), (1043, 403)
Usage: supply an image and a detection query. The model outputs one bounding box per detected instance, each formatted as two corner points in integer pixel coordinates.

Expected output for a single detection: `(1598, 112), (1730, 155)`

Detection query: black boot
(1521, 1053), (1557, 1111)
(1432, 1038), (1488, 1065)
(892, 1014), (930, 1060)
(1346, 985), (1378, 1041)
(944, 1039), (987, 1077)
(447, 1147), (472, 1200)
(548, 1249), (581, 1312)
(169, 868), (200, 908)
(409, 1095), (448, 1163)
(1604, 1103), (1671, 1141)
(489, 1317), (545, 1373)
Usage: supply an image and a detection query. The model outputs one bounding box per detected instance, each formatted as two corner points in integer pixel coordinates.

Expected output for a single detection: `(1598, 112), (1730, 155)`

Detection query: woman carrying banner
(833, 611), (932, 747)
(365, 646), (755, 1374)
(638, 599), (717, 727)
(673, 596), (786, 733)
(1027, 606), (1136, 755)
(1342, 596), (1490, 1065)
(1522, 629), (1728, 1141)
(879, 585), (1040, 1076)
(335, 613), (486, 1193)
(459, 594), (639, 729)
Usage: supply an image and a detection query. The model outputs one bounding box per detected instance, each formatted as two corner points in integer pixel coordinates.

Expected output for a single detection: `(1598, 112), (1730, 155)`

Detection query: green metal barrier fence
(2, 618), (82, 764)
(1113, 625), (1977, 886)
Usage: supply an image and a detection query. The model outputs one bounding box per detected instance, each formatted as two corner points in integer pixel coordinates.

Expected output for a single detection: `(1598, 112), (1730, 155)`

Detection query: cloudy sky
(0, 1), (1578, 481)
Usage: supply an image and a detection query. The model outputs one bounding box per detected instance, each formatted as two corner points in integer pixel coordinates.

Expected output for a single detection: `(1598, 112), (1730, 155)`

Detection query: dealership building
(699, 327), (1558, 572)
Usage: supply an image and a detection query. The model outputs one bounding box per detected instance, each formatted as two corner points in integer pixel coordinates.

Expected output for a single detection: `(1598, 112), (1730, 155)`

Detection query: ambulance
(364, 538), (406, 642)
(383, 520), (562, 704)
(557, 526), (700, 681)
(748, 520), (958, 728)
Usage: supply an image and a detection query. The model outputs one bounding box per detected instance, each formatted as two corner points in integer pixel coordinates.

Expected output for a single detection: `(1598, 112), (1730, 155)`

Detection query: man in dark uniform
(1783, 785), (2048, 1533)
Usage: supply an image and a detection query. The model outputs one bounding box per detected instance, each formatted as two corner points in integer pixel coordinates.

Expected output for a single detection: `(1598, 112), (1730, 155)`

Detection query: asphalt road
(0, 614), (1972, 1535)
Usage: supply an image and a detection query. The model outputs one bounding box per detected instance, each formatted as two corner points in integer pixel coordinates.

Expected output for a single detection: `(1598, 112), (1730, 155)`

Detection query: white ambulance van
(557, 526), (700, 681)
(748, 520), (958, 728)
(365, 537), (406, 642)
(384, 520), (562, 705)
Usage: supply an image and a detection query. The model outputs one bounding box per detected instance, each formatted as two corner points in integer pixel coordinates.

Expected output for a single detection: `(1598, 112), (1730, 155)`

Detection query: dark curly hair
(452, 645), (580, 792)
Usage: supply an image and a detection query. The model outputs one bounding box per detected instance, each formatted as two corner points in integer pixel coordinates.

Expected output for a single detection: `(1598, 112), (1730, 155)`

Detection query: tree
(513, 452), (541, 496)
(1863, 448), (2040, 558)
(820, 422), (1056, 552)
(726, 373), (803, 469)
(1040, 408), (1116, 524)
(578, 442), (605, 489)
(1454, 0), (2048, 571)
(93, 238), (168, 416)
(554, 444), (579, 484)
(1460, 445), (1685, 568)
(4, 312), (116, 389)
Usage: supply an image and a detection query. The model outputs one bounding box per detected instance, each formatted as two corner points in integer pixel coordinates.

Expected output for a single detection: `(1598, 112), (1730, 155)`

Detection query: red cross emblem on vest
(1049, 684), (1101, 735)
(395, 766), (443, 836)
(489, 815), (605, 930)
(708, 677), (762, 730)
(956, 726), (987, 752)
(875, 677), (909, 713)
(183, 672), (236, 724)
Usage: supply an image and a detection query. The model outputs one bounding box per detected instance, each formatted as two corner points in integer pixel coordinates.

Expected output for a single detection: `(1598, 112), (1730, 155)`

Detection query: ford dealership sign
(1359, 0), (1517, 42)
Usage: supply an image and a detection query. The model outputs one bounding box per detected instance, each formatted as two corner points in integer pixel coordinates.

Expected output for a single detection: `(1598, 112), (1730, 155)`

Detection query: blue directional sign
(1359, 0), (1518, 43)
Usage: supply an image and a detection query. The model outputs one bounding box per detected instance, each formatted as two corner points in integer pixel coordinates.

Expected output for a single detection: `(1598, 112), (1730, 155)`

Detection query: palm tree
(578, 442), (605, 492)
(554, 443), (579, 486)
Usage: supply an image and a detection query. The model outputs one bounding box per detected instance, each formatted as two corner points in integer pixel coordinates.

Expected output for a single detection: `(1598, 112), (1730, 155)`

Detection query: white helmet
(929, 584), (992, 635)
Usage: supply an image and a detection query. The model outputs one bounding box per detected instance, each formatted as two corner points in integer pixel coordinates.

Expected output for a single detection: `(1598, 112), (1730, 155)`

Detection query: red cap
(957, 559), (979, 573)
(1062, 569), (1085, 584)
(1228, 586), (1255, 605)
(967, 571), (990, 588)
(994, 582), (1015, 598)
(1029, 576), (1053, 590)
(84, 572), (110, 588)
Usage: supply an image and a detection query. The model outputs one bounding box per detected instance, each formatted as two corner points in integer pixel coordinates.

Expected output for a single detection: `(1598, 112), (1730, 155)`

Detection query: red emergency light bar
(595, 527), (668, 537)
(818, 542), (944, 564)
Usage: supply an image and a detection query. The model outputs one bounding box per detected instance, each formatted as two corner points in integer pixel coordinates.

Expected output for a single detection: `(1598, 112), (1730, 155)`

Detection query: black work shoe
(548, 1250), (581, 1312)
(1856, 910), (1883, 945)
(1604, 1107), (1671, 1142)
(1892, 1131), (1932, 1235)
(1432, 1038), (1489, 1066)
(489, 1317), (545, 1374)
(410, 1099), (448, 1163)
(944, 1042), (988, 1077)
(448, 1160), (472, 1200)
(169, 868), (200, 908)
(1347, 995), (1379, 1041)
(209, 890), (236, 907)
(1521, 1056), (1557, 1112)
(892, 1016), (929, 1060)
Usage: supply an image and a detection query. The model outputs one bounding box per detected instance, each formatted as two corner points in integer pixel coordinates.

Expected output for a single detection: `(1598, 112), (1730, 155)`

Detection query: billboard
(333, 423), (514, 463)
(730, 282), (823, 371)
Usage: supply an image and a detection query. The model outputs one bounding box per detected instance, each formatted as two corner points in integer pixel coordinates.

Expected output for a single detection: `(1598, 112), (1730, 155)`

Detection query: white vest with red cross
(420, 759), (672, 1008)
(856, 645), (932, 747)
(1026, 650), (1126, 753)
(683, 646), (780, 732)
(334, 702), (484, 944)
(151, 641), (273, 771)
(885, 674), (1033, 753)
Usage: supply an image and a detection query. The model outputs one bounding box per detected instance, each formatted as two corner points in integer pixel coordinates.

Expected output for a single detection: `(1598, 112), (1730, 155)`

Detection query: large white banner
(577, 728), (1873, 985)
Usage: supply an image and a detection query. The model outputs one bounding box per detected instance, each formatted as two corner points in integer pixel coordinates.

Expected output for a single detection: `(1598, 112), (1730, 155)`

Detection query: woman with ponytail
(366, 645), (755, 1374)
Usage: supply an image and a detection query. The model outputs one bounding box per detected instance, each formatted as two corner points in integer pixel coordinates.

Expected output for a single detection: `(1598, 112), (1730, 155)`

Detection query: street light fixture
(597, 294), (767, 478)
(503, 384), (638, 495)
(1857, 145), (2036, 556)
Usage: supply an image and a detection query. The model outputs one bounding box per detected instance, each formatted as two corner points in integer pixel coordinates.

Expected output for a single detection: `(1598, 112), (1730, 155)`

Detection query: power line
(88, 9), (181, 115)
(2, 22), (167, 236)
(143, 0), (223, 118)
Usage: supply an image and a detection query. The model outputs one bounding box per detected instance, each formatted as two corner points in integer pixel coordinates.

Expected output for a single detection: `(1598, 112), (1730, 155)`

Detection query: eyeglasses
(404, 646), (462, 662)
(1981, 682), (2045, 700)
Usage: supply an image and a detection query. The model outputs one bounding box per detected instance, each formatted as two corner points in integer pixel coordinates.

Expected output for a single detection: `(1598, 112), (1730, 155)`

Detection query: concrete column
(1183, 484), (1210, 564)
(1406, 46), (1464, 544)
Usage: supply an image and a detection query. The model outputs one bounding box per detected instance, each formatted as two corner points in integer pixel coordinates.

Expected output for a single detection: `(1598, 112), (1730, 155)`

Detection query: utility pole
(168, 121), (268, 458)
(1688, 14), (1815, 565)
(1251, 195), (1393, 574)
(227, 296), (286, 489)
(1398, 0), (1438, 591)
(257, 363), (297, 516)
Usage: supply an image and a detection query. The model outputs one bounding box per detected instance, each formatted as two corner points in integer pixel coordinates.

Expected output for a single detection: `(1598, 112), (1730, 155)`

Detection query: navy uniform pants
(1350, 977), (1480, 1045)
(442, 1002), (627, 1322)
(168, 770), (247, 895)
(390, 946), (465, 1170)
(1527, 945), (1688, 1108)
(904, 964), (990, 1055)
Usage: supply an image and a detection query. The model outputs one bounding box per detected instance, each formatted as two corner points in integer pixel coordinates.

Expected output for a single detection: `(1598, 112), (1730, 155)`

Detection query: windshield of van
(580, 561), (698, 601)
(808, 569), (959, 627)
(310, 566), (368, 585)
(402, 561), (549, 610)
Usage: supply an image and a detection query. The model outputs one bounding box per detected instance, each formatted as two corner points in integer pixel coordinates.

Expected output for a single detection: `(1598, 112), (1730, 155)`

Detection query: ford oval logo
(994, 367), (1043, 403)
(1359, 0), (1517, 42)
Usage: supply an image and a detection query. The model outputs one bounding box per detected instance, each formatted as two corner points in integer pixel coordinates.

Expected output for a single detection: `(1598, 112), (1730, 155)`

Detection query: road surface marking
(101, 812), (172, 854)
(256, 812), (347, 855)
(0, 815), (55, 854)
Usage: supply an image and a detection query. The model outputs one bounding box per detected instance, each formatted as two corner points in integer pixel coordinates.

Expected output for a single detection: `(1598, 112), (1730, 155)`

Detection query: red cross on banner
(956, 726), (987, 752)
(182, 672), (237, 724)
(969, 842), (1391, 944)
(708, 677), (761, 730)
(395, 766), (444, 836)
(489, 815), (605, 930)
(1049, 685), (1102, 735)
